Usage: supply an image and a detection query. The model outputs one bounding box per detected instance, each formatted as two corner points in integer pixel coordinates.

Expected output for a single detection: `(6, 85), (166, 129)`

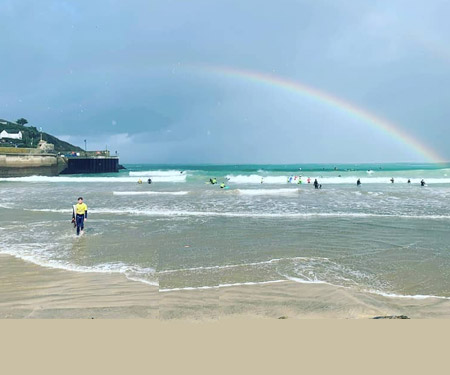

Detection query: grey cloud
(1, 0), (449, 163)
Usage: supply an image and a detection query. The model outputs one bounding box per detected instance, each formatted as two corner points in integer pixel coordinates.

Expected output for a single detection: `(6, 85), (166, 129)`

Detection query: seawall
(0, 152), (67, 177)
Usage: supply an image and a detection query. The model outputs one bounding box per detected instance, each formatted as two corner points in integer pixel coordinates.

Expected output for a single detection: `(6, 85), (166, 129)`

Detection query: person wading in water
(72, 197), (88, 236)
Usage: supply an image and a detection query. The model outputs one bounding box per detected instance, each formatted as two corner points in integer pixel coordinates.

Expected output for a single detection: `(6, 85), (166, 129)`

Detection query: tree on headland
(16, 118), (28, 126)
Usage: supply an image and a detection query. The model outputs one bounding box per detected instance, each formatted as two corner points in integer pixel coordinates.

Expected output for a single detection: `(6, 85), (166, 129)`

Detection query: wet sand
(1, 254), (450, 319)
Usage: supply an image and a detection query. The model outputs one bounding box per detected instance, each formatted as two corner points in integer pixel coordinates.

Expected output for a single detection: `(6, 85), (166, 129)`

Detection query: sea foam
(226, 174), (450, 185)
(113, 191), (189, 196)
(0, 175), (186, 183)
(129, 170), (186, 177)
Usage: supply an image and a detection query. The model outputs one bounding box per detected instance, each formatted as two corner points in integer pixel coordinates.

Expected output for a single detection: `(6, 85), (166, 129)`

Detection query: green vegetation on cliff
(0, 118), (83, 152)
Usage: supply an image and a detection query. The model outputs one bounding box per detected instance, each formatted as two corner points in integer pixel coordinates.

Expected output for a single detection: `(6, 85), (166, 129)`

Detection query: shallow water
(1, 163), (449, 299)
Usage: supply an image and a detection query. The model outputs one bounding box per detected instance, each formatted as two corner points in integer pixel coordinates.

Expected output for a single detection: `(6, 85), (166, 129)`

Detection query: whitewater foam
(366, 289), (450, 300)
(113, 191), (189, 196)
(24, 208), (450, 220)
(226, 174), (450, 185)
(159, 279), (286, 292)
(236, 188), (299, 196)
(158, 257), (312, 274)
(129, 170), (186, 177)
(0, 175), (186, 183)
(0, 240), (158, 286)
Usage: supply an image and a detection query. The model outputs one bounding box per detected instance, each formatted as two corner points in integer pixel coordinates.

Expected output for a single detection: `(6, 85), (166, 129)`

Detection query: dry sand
(1, 254), (450, 319)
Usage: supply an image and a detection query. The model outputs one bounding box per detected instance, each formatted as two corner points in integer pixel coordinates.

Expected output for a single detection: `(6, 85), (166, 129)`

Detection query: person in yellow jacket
(72, 197), (88, 236)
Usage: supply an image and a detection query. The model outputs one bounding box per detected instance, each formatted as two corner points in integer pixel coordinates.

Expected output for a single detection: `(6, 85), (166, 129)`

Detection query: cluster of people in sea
(137, 178), (152, 184)
(357, 178), (426, 186)
(209, 177), (229, 189)
(286, 176), (322, 188)
(135, 171), (426, 189)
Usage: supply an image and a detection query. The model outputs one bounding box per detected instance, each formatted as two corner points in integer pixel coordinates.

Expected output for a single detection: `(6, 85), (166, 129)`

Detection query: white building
(0, 130), (23, 140)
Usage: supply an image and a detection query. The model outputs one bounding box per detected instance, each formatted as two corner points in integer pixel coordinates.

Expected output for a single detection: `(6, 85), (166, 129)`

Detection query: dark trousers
(76, 214), (85, 235)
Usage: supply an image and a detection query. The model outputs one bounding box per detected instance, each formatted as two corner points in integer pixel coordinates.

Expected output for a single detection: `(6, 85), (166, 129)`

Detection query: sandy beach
(1, 254), (450, 319)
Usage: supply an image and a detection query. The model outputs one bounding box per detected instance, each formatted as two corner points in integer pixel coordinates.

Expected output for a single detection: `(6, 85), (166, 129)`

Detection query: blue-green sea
(1, 163), (450, 299)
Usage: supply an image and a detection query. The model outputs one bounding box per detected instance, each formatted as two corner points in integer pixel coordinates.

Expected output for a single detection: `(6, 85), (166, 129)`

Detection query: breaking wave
(226, 174), (450, 185)
(0, 175), (186, 183)
(129, 170), (186, 177)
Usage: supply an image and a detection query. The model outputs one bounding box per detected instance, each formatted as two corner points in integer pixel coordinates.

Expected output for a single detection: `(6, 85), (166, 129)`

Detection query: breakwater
(0, 148), (119, 177)
(0, 152), (66, 177)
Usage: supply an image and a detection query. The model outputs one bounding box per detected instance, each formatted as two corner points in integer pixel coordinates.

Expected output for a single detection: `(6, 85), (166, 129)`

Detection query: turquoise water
(1, 163), (450, 299)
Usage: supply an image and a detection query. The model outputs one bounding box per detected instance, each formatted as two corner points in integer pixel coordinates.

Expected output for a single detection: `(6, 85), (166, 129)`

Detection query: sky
(1, 0), (450, 164)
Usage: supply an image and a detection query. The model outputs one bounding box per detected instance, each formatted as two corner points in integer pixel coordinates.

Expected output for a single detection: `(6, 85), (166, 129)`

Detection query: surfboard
(72, 205), (77, 228)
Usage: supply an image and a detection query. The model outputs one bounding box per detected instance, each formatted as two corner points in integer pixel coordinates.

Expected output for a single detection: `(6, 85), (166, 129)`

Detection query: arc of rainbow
(198, 65), (445, 163)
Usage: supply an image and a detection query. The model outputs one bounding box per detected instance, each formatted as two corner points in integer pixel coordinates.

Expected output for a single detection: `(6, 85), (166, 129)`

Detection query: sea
(1, 163), (450, 299)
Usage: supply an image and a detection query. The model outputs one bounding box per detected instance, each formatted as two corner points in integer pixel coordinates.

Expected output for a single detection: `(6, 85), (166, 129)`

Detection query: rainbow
(199, 65), (445, 163)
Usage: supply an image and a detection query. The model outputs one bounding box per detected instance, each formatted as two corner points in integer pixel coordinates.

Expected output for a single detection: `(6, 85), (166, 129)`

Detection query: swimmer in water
(357, 179), (361, 186)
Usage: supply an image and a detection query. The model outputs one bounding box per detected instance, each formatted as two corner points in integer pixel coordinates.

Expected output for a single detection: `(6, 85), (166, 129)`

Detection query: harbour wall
(0, 148), (119, 177)
(0, 152), (67, 177)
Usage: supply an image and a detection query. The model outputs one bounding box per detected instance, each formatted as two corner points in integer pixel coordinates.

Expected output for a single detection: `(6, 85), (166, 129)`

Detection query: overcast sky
(1, 0), (449, 163)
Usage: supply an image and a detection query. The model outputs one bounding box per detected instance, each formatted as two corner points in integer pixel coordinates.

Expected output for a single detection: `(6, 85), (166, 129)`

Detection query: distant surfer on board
(72, 197), (88, 236)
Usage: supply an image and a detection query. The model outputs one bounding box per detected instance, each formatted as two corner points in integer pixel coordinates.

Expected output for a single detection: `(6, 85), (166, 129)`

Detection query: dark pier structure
(59, 151), (120, 174)
(60, 157), (119, 174)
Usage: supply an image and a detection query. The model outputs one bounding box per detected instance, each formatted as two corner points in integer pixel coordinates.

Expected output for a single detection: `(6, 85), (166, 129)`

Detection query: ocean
(1, 163), (450, 300)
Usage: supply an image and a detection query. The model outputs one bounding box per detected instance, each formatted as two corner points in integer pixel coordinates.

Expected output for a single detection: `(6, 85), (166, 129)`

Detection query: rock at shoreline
(372, 315), (410, 319)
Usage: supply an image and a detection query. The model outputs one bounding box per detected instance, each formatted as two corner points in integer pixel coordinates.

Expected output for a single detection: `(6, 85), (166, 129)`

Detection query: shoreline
(2, 254), (450, 319)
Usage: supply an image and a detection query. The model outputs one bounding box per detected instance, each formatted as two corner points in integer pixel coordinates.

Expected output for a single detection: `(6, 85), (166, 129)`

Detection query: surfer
(220, 182), (226, 189)
(407, 179), (411, 184)
(390, 178), (394, 184)
(137, 179), (143, 184)
(314, 179), (319, 189)
(147, 178), (152, 184)
(209, 178), (217, 185)
(357, 179), (361, 186)
(260, 177), (264, 184)
(72, 197), (88, 236)
(421, 179), (426, 186)
(307, 177), (311, 184)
